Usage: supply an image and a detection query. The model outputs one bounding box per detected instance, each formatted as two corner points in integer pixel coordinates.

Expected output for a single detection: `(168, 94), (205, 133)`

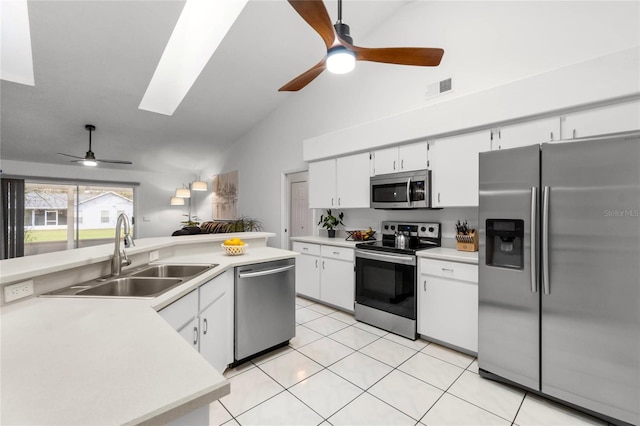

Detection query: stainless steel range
(355, 221), (441, 340)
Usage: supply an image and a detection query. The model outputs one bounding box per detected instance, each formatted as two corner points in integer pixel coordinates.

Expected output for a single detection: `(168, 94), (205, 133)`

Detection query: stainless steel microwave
(370, 169), (431, 209)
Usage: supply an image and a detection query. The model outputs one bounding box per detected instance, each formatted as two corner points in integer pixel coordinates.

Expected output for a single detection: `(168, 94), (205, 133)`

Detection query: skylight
(138, 0), (248, 116)
(0, 0), (35, 86)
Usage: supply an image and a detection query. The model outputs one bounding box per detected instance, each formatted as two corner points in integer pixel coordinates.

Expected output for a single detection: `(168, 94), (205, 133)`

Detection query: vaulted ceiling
(1, 0), (411, 172)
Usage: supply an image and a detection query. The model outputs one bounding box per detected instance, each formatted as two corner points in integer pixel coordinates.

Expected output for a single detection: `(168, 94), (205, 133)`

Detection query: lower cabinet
(293, 242), (354, 312)
(159, 269), (234, 372)
(418, 258), (478, 353)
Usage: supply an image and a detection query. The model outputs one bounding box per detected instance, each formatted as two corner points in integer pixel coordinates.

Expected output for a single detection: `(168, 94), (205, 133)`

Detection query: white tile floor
(210, 297), (608, 426)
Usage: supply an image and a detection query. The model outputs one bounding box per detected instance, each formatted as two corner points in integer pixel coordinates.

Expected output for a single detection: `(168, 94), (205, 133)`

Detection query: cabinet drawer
(159, 289), (198, 330)
(420, 259), (477, 283)
(293, 242), (321, 256)
(321, 245), (354, 262)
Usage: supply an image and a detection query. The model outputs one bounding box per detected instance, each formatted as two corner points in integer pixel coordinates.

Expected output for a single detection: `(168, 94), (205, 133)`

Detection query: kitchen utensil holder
(456, 230), (478, 252)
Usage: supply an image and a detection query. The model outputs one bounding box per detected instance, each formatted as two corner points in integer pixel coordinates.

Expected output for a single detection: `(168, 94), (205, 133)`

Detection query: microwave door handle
(406, 178), (411, 204)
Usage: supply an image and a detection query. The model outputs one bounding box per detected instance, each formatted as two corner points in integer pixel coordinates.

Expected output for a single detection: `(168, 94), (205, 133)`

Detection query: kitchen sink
(76, 277), (183, 298)
(130, 264), (213, 279)
(41, 263), (217, 299)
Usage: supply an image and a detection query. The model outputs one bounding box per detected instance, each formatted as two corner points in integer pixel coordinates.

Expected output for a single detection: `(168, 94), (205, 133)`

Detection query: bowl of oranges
(221, 237), (247, 256)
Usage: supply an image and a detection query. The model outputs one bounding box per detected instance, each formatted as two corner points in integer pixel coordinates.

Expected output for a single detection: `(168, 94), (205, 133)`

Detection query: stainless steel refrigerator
(478, 133), (639, 426)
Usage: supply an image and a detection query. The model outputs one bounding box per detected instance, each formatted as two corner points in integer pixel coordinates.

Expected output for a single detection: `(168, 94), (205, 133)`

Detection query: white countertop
(290, 236), (478, 264)
(290, 235), (366, 249)
(0, 235), (297, 425)
(417, 247), (479, 264)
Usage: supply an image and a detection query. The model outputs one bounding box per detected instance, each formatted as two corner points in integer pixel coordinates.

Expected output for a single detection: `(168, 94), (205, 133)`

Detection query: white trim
(280, 168), (310, 250)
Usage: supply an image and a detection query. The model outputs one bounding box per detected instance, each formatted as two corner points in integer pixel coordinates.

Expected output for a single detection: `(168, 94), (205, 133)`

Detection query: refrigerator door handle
(542, 185), (550, 294)
(530, 186), (537, 293)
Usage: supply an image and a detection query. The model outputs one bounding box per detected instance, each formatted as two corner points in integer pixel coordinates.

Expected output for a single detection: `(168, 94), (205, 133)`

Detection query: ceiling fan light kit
(279, 0), (444, 91)
(326, 45), (355, 74)
(57, 124), (133, 166)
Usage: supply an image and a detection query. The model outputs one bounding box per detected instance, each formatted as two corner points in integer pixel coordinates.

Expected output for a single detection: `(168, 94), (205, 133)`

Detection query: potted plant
(317, 209), (344, 238)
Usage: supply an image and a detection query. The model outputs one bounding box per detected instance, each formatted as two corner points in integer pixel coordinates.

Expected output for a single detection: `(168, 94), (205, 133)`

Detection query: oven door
(355, 250), (417, 319)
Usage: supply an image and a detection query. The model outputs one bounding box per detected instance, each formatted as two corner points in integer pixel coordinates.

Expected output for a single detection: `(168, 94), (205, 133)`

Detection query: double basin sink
(43, 264), (217, 299)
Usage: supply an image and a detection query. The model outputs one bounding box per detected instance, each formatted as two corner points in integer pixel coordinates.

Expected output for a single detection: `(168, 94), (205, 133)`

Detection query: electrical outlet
(149, 250), (160, 262)
(4, 280), (34, 303)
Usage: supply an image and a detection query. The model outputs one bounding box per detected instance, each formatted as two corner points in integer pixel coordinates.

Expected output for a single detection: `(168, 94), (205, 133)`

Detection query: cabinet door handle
(203, 318), (208, 335)
(442, 267), (454, 273)
(572, 129), (576, 139)
(315, 259), (318, 268)
(322, 261), (325, 269)
(424, 280), (427, 292)
(437, 193), (441, 203)
(333, 251), (340, 255)
(338, 197), (341, 206)
(393, 160), (396, 170)
(401, 159), (404, 170)
(193, 326), (199, 345)
(302, 247), (309, 251)
(331, 197), (334, 206)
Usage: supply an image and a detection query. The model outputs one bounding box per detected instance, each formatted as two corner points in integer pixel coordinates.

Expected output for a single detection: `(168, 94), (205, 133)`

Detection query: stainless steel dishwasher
(234, 258), (296, 364)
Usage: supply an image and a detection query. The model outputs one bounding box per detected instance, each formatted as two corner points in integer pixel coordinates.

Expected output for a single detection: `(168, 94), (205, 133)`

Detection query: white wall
(216, 1), (640, 246)
(1, 159), (194, 238)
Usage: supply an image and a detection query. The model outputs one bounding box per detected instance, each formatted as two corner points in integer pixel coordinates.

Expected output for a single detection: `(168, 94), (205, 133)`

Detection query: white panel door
(199, 290), (232, 372)
(290, 179), (313, 238)
(418, 275), (478, 353)
(372, 147), (399, 175)
(321, 257), (354, 311)
(199, 270), (233, 372)
(309, 159), (336, 208)
(398, 141), (429, 172)
(493, 118), (560, 150)
(295, 253), (321, 299)
(561, 100), (640, 139)
(336, 153), (370, 208)
(177, 317), (200, 352)
(430, 130), (491, 207)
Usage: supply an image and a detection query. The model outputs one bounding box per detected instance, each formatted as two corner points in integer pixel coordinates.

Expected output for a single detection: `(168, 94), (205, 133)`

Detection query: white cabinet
(560, 100), (640, 139)
(309, 152), (369, 209)
(372, 141), (429, 175)
(418, 258), (478, 354)
(293, 242), (321, 299)
(292, 242), (354, 312)
(159, 269), (234, 372)
(319, 245), (354, 311)
(199, 269), (234, 372)
(309, 159), (336, 209)
(429, 130), (491, 207)
(491, 117), (560, 150)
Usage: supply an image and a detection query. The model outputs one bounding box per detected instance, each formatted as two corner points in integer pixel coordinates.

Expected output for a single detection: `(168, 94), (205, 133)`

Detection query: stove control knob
(428, 227), (435, 232)
(390, 225), (395, 231)
(384, 225), (389, 230)
(421, 226), (426, 232)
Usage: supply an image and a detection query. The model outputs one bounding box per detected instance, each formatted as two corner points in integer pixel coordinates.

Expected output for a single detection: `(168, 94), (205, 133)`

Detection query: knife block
(456, 230), (478, 252)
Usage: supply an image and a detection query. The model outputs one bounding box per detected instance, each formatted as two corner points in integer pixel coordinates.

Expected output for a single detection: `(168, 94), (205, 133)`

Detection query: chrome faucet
(111, 213), (134, 276)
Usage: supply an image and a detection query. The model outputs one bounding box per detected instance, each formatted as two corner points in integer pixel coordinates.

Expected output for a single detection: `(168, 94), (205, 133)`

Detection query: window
(5, 180), (136, 258)
(101, 210), (110, 224)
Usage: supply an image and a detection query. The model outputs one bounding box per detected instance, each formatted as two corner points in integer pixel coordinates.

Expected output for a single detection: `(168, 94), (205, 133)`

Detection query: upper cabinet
(491, 117), (560, 150)
(560, 100), (640, 140)
(372, 141), (429, 175)
(430, 130), (491, 207)
(309, 152), (370, 209)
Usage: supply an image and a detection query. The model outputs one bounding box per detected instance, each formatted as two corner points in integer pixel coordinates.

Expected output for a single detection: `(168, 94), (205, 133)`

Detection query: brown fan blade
(287, 0), (336, 49)
(279, 58), (327, 92)
(351, 45), (444, 67)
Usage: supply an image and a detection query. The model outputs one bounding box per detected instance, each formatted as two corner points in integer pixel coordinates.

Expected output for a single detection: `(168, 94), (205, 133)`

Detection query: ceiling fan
(279, 0), (444, 92)
(57, 124), (132, 166)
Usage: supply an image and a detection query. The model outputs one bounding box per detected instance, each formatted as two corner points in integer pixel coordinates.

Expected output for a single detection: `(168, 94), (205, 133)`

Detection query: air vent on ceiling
(425, 77), (453, 99)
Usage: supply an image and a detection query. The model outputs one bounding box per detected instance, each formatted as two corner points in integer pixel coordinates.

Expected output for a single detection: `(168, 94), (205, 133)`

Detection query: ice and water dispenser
(485, 219), (525, 269)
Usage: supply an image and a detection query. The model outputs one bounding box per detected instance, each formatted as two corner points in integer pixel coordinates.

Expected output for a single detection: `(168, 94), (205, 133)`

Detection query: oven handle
(355, 249), (416, 266)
